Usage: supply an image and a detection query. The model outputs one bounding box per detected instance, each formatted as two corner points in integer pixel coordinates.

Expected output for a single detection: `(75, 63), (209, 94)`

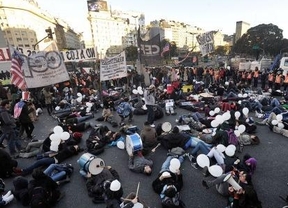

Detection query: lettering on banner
(140, 44), (160, 56)
(21, 51), (63, 78)
(62, 48), (96, 61)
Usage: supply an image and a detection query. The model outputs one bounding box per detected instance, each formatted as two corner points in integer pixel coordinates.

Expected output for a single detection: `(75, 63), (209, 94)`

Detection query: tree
(232, 23), (284, 57)
(214, 45), (230, 56)
(125, 45), (138, 61)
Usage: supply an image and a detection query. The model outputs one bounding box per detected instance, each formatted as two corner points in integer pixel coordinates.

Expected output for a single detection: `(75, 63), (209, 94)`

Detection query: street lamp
(188, 32), (197, 51)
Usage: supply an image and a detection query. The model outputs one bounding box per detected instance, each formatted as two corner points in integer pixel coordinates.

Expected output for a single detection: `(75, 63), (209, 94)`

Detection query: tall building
(147, 19), (204, 51)
(87, 0), (145, 58)
(0, 0), (81, 50)
(235, 21), (250, 43)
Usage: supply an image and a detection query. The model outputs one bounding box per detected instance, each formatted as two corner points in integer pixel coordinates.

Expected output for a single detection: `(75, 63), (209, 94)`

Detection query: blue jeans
(271, 98), (280, 107)
(184, 137), (212, 149)
(7, 130), (22, 155)
(191, 141), (210, 156)
(146, 105), (155, 125)
(77, 115), (93, 123)
(23, 157), (55, 175)
(44, 164), (66, 181)
(0, 132), (8, 145)
(160, 156), (184, 173)
(191, 112), (203, 122)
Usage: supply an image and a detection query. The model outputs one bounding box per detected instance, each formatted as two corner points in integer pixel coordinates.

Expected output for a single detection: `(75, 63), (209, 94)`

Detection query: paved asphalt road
(3, 106), (288, 208)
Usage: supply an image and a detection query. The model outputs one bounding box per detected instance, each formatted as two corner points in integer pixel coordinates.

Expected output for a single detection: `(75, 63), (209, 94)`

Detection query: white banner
(0, 47), (97, 62)
(60, 48), (97, 62)
(100, 51), (127, 81)
(196, 31), (215, 56)
(21, 51), (70, 88)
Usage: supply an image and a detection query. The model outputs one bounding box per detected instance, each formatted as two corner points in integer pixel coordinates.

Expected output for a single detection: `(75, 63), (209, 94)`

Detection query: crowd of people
(1, 64), (288, 208)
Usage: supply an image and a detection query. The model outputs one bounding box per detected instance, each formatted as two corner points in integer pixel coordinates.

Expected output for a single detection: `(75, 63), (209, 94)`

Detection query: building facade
(0, 0), (81, 50)
(235, 21), (250, 43)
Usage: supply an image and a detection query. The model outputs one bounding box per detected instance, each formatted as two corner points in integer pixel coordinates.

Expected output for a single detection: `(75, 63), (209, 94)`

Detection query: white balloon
(169, 164), (178, 173)
(132, 89), (139, 95)
(76, 97), (82, 103)
(234, 130), (241, 137)
(50, 144), (58, 152)
(215, 115), (224, 124)
(137, 86), (142, 91)
(51, 140), (61, 146)
(61, 132), (70, 141)
(170, 158), (181, 169)
(209, 110), (215, 116)
(235, 111), (241, 119)
(196, 154), (210, 168)
(211, 120), (219, 128)
(49, 133), (58, 141)
(110, 180), (121, 191)
(214, 107), (220, 114)
(117, 141), (125, 149)
(223, 112), (231, 121)
(238, 124), (246, 134)
(238, 94), (243, 98)
(216, 144), (226, 153)
(225, 145), (236, 157)
(77, 92), (82, 97)
(138, 90), (143, 95)
(278, 122), (284, 129)
(55, 106), (60, 111)
(271, 120), (279, 126)
(208, 165), (223, 177)
(53, 126), (63, 134)
(242, 107), (249, 115)
(276, 114), (283, 121)
(243, 93), (248, 98)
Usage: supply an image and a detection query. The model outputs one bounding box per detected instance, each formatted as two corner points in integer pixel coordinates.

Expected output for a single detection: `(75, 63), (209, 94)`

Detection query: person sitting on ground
(128, 151), (153, 175)
(86, 166), (121, 204)
(152, 155), (185, 208)
(226, 171), (262, 208)
(28, 169), (65, 208)
(43, 163), (74, 185)
(18, 140), (44, 158)
(0, 149), (19, 178)
(0, 178), (14, 207)
(19, 145), (81, 176)
(12, 176), (29, 206)
(140, 121), (158, 155)
(117, 97), (133, 125)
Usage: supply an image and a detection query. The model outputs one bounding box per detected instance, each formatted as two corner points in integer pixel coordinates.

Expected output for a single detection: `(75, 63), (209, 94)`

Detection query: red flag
(10, 49), (27, 90)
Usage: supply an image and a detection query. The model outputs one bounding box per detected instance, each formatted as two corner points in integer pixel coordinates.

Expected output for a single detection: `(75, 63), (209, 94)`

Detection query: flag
(10, 49), (27, 90)
(161, 42), (170, 57)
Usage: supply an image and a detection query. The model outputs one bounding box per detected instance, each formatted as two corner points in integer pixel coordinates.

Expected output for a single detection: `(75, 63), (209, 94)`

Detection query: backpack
(30, 186), (50, 208)
(226, 129), (239, 146)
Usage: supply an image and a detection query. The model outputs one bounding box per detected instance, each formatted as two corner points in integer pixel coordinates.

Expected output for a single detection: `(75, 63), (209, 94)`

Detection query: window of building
(16, 38), (22, 42)
(6, 30), (10, 34)
(23, 38), (28, 41)
(21, 32), (27, 36)
(24, 44), (30, 47)
(18, 44), (23, 47)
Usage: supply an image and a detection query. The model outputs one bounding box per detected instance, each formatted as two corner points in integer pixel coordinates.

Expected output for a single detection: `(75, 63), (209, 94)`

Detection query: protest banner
(196, 31), (215, 56)
(21, 50), (70, 88)
(100, 51), (127, 81)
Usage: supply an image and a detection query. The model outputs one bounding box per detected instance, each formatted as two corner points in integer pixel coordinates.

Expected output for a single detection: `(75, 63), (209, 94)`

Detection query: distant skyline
(37, 0), (287, 39)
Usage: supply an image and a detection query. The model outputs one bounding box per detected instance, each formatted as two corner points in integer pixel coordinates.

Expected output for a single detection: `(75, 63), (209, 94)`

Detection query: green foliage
(125, 45), (138, 61)
(214, 45), (230, 56)
(232, 23), (284, 56)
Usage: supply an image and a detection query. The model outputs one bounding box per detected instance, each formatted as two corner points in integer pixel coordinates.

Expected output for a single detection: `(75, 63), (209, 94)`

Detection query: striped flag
(10, 49), (27, 90)
(161, 42), (170, 57)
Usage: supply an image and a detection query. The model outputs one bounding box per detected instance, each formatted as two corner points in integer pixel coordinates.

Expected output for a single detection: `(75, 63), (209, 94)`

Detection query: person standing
(42, 86), (53, 116)
(144, 85), (156, 127)
(17, 98), (35, 140)
(0, 100), (22, 158)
